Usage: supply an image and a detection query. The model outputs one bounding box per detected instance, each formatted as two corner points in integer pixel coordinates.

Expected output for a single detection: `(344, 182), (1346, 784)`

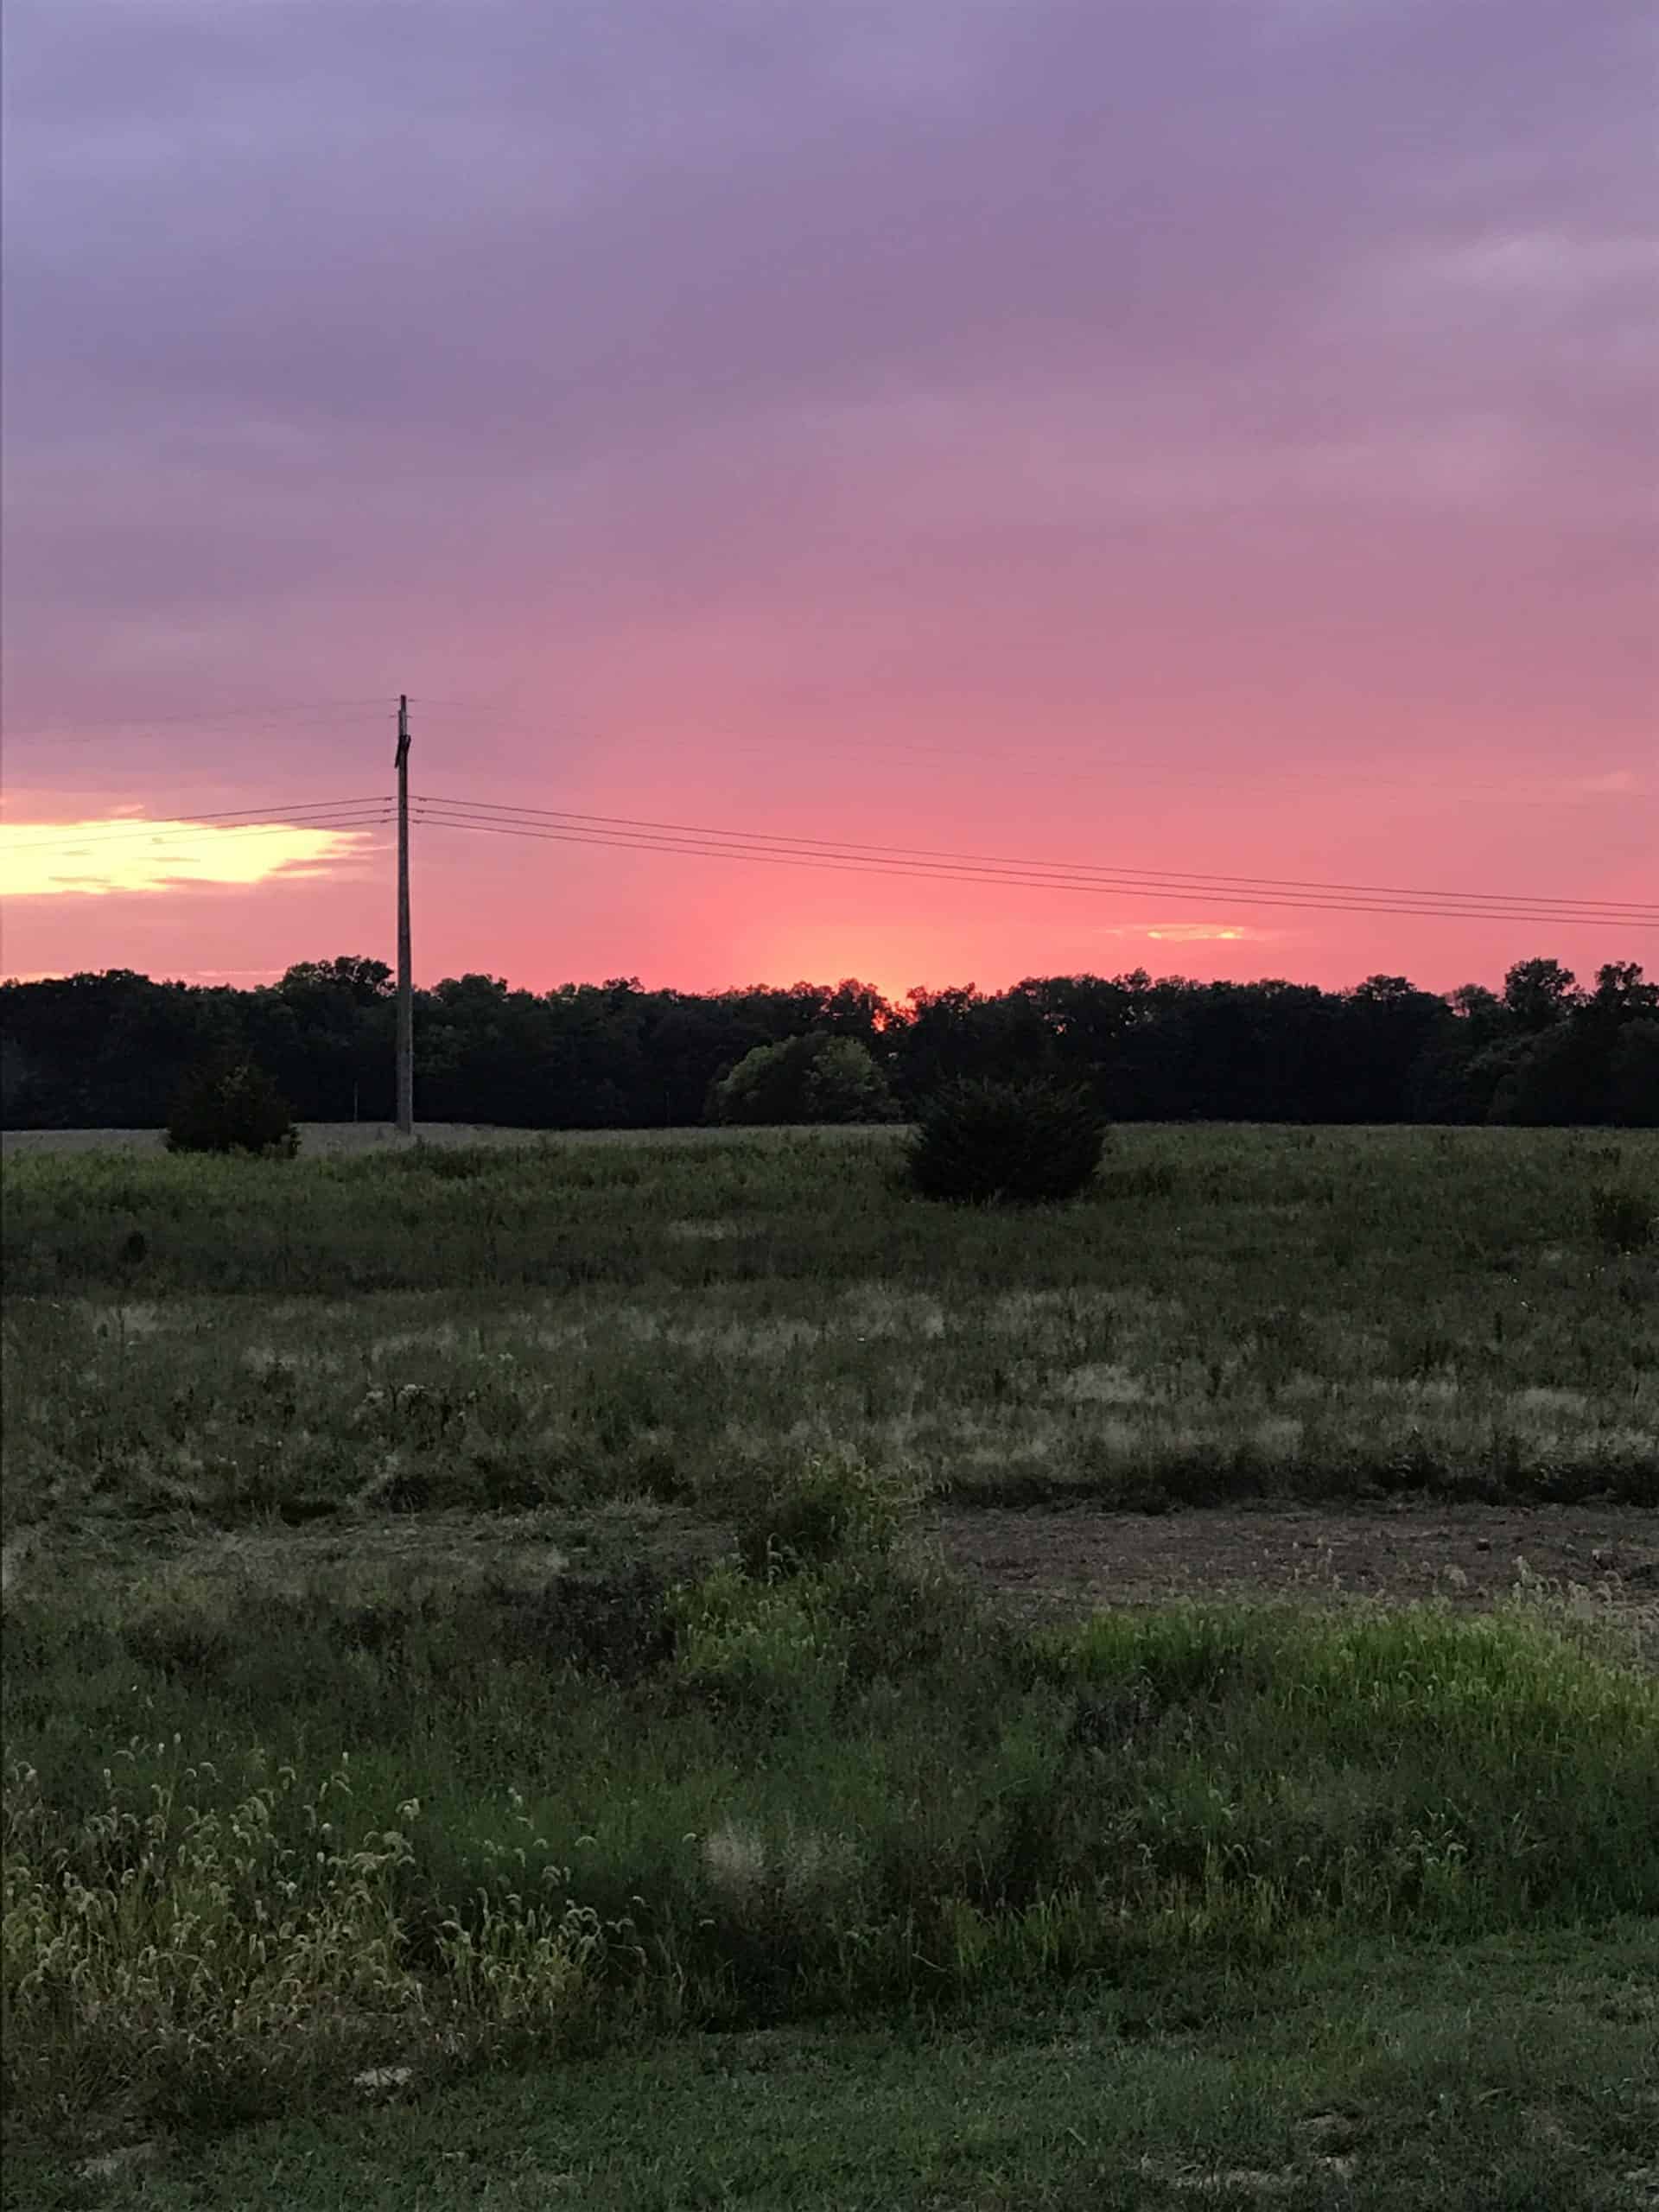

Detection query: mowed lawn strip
(8, 1929), (1656, 2210)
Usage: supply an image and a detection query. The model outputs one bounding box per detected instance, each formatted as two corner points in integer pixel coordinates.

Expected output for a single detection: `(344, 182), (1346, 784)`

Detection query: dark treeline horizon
(2, 954), (1656, 1131)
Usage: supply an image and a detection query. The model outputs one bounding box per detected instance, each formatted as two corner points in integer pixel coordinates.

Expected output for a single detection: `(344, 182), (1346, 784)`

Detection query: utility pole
(395, 694), (414, 1136)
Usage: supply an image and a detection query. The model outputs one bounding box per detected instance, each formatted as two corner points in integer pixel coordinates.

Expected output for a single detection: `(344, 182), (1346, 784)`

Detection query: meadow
(3, 1124), (1657, 2208)
(5, 1122), (1657, 1522)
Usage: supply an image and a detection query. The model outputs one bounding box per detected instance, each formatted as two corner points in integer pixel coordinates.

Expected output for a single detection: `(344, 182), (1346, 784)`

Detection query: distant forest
(2, 956), (1655, 1129)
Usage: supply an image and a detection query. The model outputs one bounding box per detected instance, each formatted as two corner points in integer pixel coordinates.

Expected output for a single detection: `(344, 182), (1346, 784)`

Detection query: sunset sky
(3, 0), (1655, 1001)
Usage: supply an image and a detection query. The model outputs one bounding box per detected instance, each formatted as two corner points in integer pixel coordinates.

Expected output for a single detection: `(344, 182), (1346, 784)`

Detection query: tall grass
(6, 1540), (1656, 2141)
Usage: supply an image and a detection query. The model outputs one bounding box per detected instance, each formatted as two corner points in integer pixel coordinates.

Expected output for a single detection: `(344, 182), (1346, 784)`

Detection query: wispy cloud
(1553, 772), (1653, 798)
(1093, 922), (1279, 944)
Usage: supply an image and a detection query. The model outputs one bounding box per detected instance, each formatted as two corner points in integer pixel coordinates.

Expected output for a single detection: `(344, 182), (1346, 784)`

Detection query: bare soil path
(937, 1501), (1659, 1620)
(7, 1501), (1655, 1647)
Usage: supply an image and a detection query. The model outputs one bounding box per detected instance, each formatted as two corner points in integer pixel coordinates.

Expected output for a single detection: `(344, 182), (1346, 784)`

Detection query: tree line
(1, 955), (1655, 1131)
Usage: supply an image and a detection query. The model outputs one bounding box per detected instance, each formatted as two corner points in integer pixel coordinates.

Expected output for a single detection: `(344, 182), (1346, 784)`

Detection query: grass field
(5, 1123), (1656, 1517)
(3, 1125), (1657, 2206)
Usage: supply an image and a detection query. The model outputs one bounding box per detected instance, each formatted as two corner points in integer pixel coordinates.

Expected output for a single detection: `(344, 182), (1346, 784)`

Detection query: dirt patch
(11, 1497), (1656, 1641)
(936, 1502), (1659, 1621)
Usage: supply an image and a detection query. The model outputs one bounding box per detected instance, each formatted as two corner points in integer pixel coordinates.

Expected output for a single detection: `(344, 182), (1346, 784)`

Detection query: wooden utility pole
(395, 695), (414, 1135)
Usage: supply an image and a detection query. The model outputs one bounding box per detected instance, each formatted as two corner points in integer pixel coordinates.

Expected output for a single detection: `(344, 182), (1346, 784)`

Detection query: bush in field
(166, 1061), (299, 1157)
(907, 1075), (1104, 1205)
(1591, 1185), (1654, 1255)
(710, 1033), (896, 1126)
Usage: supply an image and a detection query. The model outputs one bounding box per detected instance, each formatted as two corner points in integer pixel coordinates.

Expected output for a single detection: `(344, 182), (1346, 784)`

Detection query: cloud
(1372, 228), (1659, 315)
(0, 819), (380, 898)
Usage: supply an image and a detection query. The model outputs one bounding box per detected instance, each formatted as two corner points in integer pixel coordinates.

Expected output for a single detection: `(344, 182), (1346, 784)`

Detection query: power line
(3, 770), (1646, 937)
(3, 817), (393, 860)
(412, 795), (1659, 925)
(5, 795), (389, 827)
(409, 803), (1656, 931)
(411, 814), (1650, 930)
(3, 798), (391, 849)
(402, 691), (519, 709)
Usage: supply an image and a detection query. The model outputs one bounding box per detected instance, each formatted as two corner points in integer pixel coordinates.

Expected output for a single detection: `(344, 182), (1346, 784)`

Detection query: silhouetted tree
(1591, 962), (1659, 1018)
(3, 954), (1650, 1133)
(1503, 957), (1581, 1032)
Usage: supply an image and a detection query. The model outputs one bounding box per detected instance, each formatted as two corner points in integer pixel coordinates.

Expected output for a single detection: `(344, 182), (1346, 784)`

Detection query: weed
(725, 1443), (924, 1579)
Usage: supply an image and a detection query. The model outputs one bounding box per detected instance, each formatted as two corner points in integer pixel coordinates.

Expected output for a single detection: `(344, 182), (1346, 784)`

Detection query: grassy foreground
(5, 1548), (1659, 2196)
(3, 1128), (1656, 2202)
(10, 1548), (1659, 2202)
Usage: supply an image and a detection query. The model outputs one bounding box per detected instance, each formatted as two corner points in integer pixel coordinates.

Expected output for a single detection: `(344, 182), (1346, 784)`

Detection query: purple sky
(3, 0), (1655, 995)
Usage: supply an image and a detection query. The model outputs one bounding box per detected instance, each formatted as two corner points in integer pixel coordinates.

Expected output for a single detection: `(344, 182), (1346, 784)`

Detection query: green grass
(4, 1126), (1656, 1534)
(3, 1127), (1656, 2200)
(9, 1922), (1659, 2206)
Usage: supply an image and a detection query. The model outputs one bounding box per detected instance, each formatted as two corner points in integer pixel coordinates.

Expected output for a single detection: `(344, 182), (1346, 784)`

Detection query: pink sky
(3, 0), (1655, 999)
